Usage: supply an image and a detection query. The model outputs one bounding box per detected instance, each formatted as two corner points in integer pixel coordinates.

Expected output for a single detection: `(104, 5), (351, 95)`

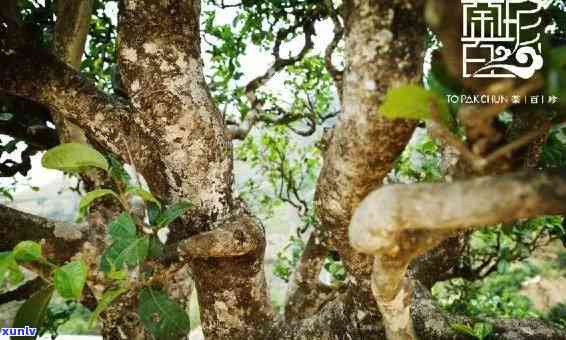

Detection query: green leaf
(79, 189), (120, 217)
(100, 236), (149, 272)
(379, 84), (450, 124)
(108, 212), (137, 240)
(138, 288), (190, 340)
(53, 260), (87, 300)
(12, 286), (54, 339)
(126, 187), (161, 208)
(41, 143), (109, 173)
(0, 251), (22, 287)
(153, 201), (192, 228)
(13, 241), (44, 263)
(88, 286), (128, 327)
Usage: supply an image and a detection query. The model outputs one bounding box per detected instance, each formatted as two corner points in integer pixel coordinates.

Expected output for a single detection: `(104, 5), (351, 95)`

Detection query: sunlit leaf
(0, 251), (21, 287)
(13, 241), (44, 263)
(41, 143), (109, 173)
(450, 323), (474, 336)
(473, 322), (494, 340)
(379, 84), (450, 124)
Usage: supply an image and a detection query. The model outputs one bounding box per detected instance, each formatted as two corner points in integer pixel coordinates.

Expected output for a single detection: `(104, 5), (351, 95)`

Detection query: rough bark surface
(2, 0), (566, 339)
(0, 204), (85, 262)
(312, 0), (425, 337)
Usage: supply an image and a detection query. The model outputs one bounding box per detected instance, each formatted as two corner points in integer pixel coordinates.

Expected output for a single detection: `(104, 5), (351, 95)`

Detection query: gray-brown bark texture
(1, 0), (566, 339)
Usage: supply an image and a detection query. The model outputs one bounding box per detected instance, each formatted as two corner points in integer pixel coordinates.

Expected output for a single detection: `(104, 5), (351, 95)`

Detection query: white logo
(462, 0), (551, 79)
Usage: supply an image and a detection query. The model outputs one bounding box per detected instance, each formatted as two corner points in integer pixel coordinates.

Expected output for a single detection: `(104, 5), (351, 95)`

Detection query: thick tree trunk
(313, 0), (425, 337)
(3, 1), (566, 339)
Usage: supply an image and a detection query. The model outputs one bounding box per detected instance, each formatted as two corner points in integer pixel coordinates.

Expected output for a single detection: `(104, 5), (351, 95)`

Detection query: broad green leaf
(127, 187), (161, 208)
(41, 143), (109, 173)
(153, 201), (192, 228)
(79, 189), (120, 217)
(0, 251), (21, 287)
(100, 236), (149, 272)
(12, 286), (54, 339)
(138, 288), (190, 340)
(13, 241), (44, 263)
(379, 84), (450, 124)
(88, 286), (128, 327)
(53, 260), (87, 300)
(108, 212), (137, 240)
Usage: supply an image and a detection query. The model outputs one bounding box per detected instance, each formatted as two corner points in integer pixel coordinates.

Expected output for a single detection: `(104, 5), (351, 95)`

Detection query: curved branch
(350, 168), (566, 339)
(0, 204), (86, 262)
(52, 0), (96, 146)
(350, 169), (566, 257)
(0, 44), (134, 158)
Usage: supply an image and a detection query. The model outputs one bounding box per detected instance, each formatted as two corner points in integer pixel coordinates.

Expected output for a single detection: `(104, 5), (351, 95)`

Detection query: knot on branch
(179, 211), (265, 259)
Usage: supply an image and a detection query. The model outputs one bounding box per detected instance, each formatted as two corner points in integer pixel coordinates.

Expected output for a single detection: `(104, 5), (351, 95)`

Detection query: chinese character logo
(462, 0), (550, 79)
